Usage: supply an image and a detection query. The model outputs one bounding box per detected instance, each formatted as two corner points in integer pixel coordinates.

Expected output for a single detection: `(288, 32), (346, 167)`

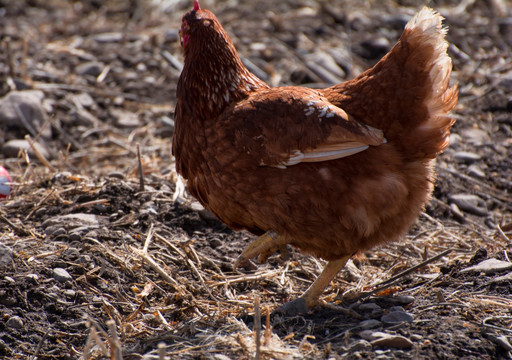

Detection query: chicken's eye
(202, 19), (212, 27)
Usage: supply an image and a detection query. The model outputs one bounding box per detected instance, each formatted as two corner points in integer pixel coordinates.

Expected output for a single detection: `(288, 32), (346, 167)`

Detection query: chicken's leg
(234, 230), (290, 269)
(278, 255), (350, 315)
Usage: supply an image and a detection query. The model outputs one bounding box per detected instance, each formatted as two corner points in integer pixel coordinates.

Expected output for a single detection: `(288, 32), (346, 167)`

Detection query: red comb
(193, 0), (200, 11)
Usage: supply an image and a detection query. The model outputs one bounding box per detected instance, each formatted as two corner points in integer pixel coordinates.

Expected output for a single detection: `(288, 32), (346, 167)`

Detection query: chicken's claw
(276, 256), (351, 315)
(234, 230), (289, 270)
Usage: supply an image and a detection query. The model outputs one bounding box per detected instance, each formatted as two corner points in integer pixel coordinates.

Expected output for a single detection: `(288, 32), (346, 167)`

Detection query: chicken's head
(179, 0), (221, 49)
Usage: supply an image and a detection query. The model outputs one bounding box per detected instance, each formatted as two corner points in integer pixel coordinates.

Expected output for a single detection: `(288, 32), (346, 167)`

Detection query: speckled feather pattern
(173, 7), (457, 260)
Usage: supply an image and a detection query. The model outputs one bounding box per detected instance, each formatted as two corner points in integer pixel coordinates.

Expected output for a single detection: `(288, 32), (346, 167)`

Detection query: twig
(136, 143), (145, 191)
(107, 320), (123, 360)
(32, 328), (49, 360)
(0, 213), (32, 236)
(254, 296), (261, 360)
(497, 223), (511, 243)
(131, 246), (180, 288)
(25, 135), (56, 172)
(355, 248), (454, 301)
(158, 342), (167, 360)
(264, 305), (271, 346)
(143, 223), (154, 254)
(482, 316), (512, 333)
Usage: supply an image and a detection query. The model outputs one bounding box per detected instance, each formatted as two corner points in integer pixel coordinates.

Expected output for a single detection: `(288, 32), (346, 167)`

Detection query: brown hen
(173, 1), (458, 313)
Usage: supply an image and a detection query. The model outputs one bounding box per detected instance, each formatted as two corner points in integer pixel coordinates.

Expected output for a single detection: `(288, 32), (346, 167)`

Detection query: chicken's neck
(179, 40), (268, 120)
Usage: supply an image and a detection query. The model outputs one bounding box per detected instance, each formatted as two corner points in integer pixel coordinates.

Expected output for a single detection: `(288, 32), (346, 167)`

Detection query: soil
(0, 0), (511, 359)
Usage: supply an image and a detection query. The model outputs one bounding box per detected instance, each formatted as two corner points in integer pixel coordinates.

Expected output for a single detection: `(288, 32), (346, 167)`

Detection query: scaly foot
(234, 230), (290, 269)
(275, 256), (351, 315)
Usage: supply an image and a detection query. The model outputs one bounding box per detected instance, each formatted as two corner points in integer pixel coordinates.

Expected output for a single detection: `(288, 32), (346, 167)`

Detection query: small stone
(389, 306), (405, 312)
(393, 295), (415, 305)
(453, 151), (481, 164)
(93, 32), (123, 43)
(42, 213), (104, 231)
(110, 108), (141, 128)
(6, 316), (23, 330)
(359, 319), (382, 330)
(26, 274), (39, 282)
(359, 302), (382, 311)
(64, 289), (76, 299)
(53, 267), (72, 283)
(0, 90), (51, 138)
(461, 128), (490, 145)
(0, 243), (13, 268)
(381, 311), (413, 325)
(371, 333), (413, 349)
(491, 272), (512, 283)
(467, 165), (486, 179)
(164, 29), (179, 43)
(450, 203), (465, 222)
(107, 171), (125, 179)
(213, 355), (232, 360)
(449, 133), (463, 147)
(410, 334), (423, 341)
(348, 339), (372, 352)
(2, 139), (51, 160)
(75, 61), (104, 77)
(461, 258), (512, 274)
(448, 194), (488, 216)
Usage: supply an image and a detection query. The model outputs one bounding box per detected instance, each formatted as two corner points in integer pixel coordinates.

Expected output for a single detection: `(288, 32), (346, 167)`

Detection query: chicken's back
(323, 8), (458, 160)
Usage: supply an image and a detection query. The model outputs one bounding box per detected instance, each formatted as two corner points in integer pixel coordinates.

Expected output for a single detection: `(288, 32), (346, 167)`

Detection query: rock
(359, 330), (387, 341)
(359, 319), (382, 330)
(0, 90), (51, 138)
(410, 334), (423, 341)
(70, 92), (95, 108)
(93, 32), (123, 43)
(213, 355), (232, 360)
(164, 29), (180, 43)
(0, 243), (13, 268)
(453, 151), (481, 164)
(392, 295), (415, 305)
(389, 306), (405, 312)
(26, 274), (39, 282)
(63, 289), (76, 299)
(6, 316), (24, 330)
(42, 213), (104, 231)
(340, 259), (362, 282)
(348, 339), (372, 352)
(359, 302), (382, 311)
(467, 165), (486, 179)
(460, 128), (490, 145)
(448, 194), (488, 216)
(110, 108), (141, 128)
(107, 171), (125, 179)
(461, 258), (512, 274)
(53, 267), (72, 283)
(75, 61), (104, 77)
(449, 133), (463, 147)
(381, 311), (413, 325)
(2, 139), (51, 160)
(490, 272), (512, 283)
(450, 203), (465, 222)
(371, 334), (413, 349)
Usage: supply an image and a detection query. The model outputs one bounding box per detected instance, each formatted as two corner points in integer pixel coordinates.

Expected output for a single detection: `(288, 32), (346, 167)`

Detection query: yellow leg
(279, 255), (350, 315)
(234, 230), (290, 269)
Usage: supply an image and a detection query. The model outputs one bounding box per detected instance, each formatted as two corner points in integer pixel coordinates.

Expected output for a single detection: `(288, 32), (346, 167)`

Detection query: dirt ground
(0, 0), (511, 359)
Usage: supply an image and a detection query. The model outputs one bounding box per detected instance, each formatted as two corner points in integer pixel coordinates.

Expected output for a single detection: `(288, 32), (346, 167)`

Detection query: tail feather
(324, 7), (458, 160)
